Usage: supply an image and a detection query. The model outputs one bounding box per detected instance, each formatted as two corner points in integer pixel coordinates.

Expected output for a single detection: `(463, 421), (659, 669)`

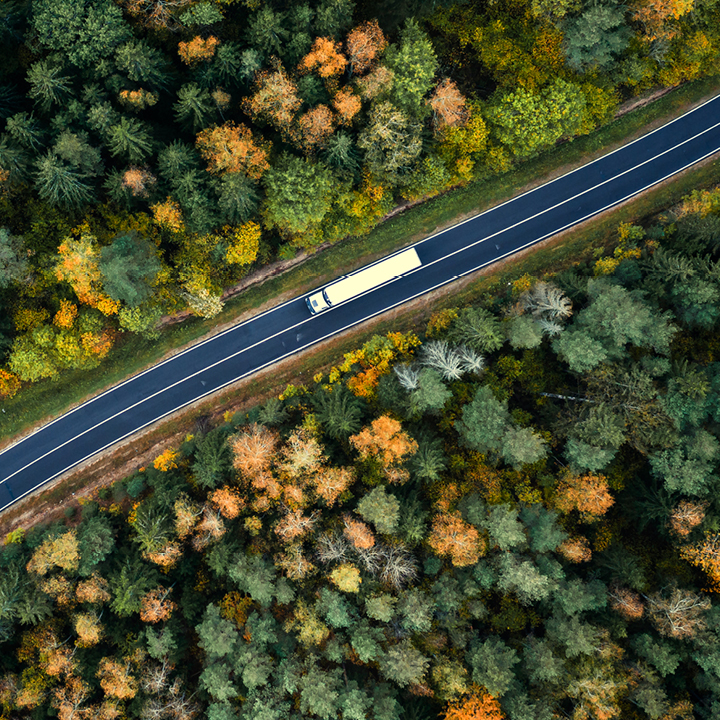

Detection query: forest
(2, 184), (720, 719)
(1, 0), (720, 400)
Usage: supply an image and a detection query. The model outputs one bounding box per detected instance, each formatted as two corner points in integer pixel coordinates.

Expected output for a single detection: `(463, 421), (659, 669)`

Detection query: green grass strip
(2, 76), (719, 443)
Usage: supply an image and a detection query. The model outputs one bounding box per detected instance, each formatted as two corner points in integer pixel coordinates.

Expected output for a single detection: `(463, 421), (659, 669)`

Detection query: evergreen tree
(115, 39), (173, 90)
(467, 637), (519, 697)
(99, 233), (160, 306)
(0, 228), (29, 289)
(383, 19), (438, 118)
(564, 5), (631, 71)
(313, 385), (365, 440)
(35, 151), (96, 208)
(193, 428), (231, 489)
(174, 83), (217, 132)
(31, 0), (131, 67)
(26, 60), (74, 111)
(262, 155), (334, 237)
(216, 173), (260, 224)
(245, 5), (288, 57)
(6, 112), (46, 152)
(106, 116), (154, 162)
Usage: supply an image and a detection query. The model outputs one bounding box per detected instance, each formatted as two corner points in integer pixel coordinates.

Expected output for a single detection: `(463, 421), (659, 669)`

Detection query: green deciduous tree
(496, 553), (555, 605)
(554, 280), (677, 373)
(357, 486), (400, 534)
(501, 426), (547, 468)
(409, 368), (452, 415)
(455, 386), (510, 454)
(649, 429), (720, 496)
(506, 315), (543, 350)
(380, 640), (429, 687)
(519, 504), (567, 553)
(397, 588), (433, 633)
(487, 79), (588, 159)
(358, 101), (423, 182)
(228, 555), (277, 607)
(262, 155), (334, 238)
(467, 637), (519, 697)
(383, 19), (438, 118)
(196, 604), (239, 660)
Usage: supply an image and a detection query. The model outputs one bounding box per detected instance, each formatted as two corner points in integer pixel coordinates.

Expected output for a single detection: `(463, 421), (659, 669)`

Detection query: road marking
(3, 93), (718, 455)
(2, 103), (720, 510)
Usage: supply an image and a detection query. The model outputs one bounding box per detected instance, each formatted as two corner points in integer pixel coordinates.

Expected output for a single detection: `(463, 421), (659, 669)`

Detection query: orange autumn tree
(295, 105), (336, 151)
(53, 300), (78, 329)
(97, 657), (138, 701)
(0, 369), (21, 399)
(680, 532), (720, 588)
(178, 35), (219, 65)
(210, 486), (244, 519)
(558, 536), (592, 563)
(609, 587), (645, 620)
(332, 88), (362, 125)
(121, 166), (156, 197)
(300, 37), (347, 78)
(346, 19), (387, 74)
(428, 79), (469, 129)
(196, 122), (270, 179)
(26, 530), (80, 576)
(51, 676), (91, 720)
(151, 197), (184, 232)
(443, 690), (505, 720)
(73, 613), (103, 647)
(554, 471), (614, 522)
(349, 415), (418, 483)
(139, 587), (176, 623)
(669, 500), (707, 538)
(56, 230), (119, 314)
(428, 512), (485, 567)
(343, 515), (376, 549)
(633, 0), (694, 42)
(243, 66), (302, 133)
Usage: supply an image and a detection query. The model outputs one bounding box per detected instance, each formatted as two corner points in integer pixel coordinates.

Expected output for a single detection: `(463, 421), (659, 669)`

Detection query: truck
(305, 247), (422, 314)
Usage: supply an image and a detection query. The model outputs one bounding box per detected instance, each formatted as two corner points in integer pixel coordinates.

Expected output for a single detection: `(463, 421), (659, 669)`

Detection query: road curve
(2, 94), (720, 513)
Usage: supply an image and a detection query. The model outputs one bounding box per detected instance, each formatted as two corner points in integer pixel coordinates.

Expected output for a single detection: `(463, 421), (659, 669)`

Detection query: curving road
(2, 94), (720, 513)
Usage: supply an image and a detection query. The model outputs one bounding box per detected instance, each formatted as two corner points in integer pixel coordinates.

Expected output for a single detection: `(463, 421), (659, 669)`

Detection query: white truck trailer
(306, 247), (422, 314)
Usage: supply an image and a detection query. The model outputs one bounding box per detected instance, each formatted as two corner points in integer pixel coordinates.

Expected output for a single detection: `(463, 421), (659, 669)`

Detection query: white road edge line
(2, 137), (719, 511)
(3, 92), (718, 454)
(4, 119), (718, 482)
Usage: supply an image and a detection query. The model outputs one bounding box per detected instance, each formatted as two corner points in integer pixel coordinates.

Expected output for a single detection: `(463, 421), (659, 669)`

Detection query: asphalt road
(2, 94), (720, 512)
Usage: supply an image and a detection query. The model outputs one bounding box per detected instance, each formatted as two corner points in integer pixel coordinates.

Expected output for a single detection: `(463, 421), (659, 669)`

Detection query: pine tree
(106, 116), (154, 163)
(174, 83), (216, 132)
(26, 61), (74, 111)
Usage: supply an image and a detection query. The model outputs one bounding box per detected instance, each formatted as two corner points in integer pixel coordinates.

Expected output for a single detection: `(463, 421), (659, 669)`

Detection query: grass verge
(2, 75), (720, 445)
(2, 150), (719, 535)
